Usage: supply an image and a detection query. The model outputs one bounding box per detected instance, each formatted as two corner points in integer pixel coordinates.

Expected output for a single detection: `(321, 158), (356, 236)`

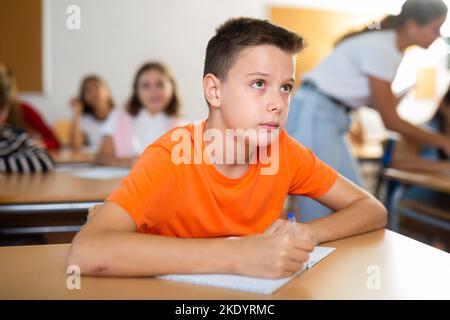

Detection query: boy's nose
(266, 90), (285, 113)
(266, 99), (283, 113)
(268, 104), (281, 113)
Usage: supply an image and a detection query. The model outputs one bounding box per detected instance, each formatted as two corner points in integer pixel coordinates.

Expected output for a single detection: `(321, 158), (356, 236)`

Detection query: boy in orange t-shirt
(68, 17), (387, 279)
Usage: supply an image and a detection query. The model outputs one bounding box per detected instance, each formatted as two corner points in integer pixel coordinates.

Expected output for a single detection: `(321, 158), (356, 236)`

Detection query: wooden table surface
(350, 141), (383, 161)
(1, 229), (449, 299)
(0, 171), (122, 204)
(50, 149), (96, 165)
(384, 168), (450, 195)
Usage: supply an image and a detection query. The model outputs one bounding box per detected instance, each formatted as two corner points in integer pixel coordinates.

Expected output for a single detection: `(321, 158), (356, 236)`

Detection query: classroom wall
(19, 0), (442, 126)
(0, 0), (43, 92)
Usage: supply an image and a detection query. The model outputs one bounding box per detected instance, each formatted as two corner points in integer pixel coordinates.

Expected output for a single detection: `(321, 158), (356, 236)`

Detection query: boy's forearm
(68, 231), (238, 277)
(306, 198), (387, 244)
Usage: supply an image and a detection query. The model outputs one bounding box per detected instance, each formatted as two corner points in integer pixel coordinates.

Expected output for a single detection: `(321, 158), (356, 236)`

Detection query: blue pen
(287, 212), (297, 235)
(288, 212), (314, 269)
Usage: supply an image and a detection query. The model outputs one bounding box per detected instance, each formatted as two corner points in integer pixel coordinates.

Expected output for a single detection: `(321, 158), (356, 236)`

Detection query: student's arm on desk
(303, 175), (387, 245)
(391, 157), (450, 173)
(69, 98), (85, 149)
(369, 76), (450, 156)
(95, 135), (137, 167)
(391, 138), (450, 173)
(67, 201), (314, 279)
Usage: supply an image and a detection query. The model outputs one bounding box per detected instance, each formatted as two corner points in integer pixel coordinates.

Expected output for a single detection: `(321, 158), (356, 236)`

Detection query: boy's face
(210, 45), (295, 147)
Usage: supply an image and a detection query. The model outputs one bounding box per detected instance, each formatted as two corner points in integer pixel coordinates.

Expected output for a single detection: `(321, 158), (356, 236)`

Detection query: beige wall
(0, 0), (43, 92)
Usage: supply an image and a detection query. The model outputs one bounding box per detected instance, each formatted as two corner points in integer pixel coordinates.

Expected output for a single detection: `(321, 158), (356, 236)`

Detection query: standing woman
(286, 0), (450, 221)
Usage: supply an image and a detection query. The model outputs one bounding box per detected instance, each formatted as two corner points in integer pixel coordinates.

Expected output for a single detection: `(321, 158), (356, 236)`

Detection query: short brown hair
(203, 17), (306, 81)
(127, 62), (181, 117)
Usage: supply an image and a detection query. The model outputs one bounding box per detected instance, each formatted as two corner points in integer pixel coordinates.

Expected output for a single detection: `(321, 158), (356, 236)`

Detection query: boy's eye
(251, 80), (265, 89)
(281, 84), (293, 93)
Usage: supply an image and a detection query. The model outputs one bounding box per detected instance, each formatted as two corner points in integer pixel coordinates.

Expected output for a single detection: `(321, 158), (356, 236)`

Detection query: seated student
(391, 87), (450, 173)
(0, 64), (55, 173)
(390, 87), (450, 250)
(67, 18), (387, 279)
(96, 62), (187, 167)
(69, 75), (115, 152)
(0, 63), (60, 150)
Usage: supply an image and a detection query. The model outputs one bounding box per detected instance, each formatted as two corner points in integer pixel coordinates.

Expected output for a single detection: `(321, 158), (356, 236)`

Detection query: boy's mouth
(259, 122), (280, 130)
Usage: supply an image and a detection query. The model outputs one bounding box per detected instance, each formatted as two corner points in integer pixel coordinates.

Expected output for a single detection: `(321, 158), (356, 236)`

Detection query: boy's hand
(264, 219), (319, 247)
(232, 233), (314, 279)
(70, 97), (83, 118)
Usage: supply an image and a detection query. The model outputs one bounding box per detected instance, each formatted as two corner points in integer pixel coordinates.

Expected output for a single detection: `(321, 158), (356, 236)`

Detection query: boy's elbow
(66, 237), (90, 274)
(66, 234), (106, 276)
(372, 199), (388, 229)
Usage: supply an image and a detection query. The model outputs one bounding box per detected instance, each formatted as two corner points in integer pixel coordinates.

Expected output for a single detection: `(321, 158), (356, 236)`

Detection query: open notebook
(159, 246), (335, 295)
(68, 167), (130, 180)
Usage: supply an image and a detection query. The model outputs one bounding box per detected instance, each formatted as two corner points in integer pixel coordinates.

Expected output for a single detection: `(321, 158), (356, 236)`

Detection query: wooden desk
(0, 229), (449, 299)
(0, 171), (122, 205)
(383, 168), (450, 232)
(50, 148), (96, 165)
(0, 171), (123, 243)
(384, 168), (450, 195)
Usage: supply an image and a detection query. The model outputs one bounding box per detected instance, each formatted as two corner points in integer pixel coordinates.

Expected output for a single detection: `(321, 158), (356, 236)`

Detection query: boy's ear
(203, 73), (222, 108)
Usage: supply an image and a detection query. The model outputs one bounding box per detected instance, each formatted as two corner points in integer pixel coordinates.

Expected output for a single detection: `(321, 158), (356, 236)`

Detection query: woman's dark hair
(126, 62), (181, 117)
(78, 75), (114, 118)
(336, 0), (448, 45)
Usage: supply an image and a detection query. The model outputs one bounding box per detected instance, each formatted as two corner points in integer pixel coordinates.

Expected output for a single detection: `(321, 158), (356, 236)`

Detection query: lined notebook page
(159, 246), (335, 295)
(68, 167), (130, 180)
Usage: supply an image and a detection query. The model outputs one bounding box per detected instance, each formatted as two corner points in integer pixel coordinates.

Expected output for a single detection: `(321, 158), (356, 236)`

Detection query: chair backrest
(381, 138), (397, 168)
(374, 137), (398, 199)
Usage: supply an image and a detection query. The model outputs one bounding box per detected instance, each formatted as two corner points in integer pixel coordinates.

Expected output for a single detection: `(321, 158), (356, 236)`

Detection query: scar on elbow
(90, 266), (108, 275)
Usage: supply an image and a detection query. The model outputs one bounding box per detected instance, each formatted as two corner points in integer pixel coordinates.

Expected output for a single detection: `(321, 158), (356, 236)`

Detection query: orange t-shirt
(107, 121), (338, 238)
